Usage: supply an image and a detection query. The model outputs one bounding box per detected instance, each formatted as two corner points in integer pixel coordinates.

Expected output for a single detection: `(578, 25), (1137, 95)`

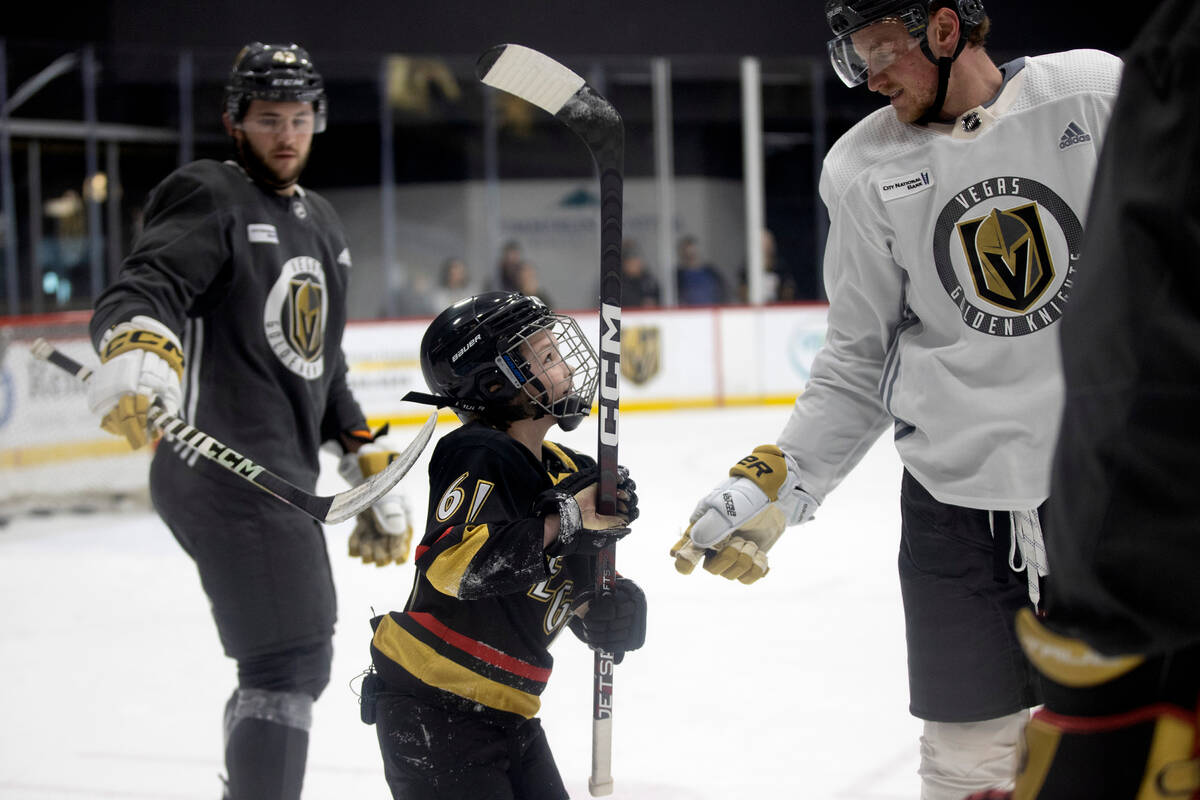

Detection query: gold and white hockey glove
(338, 436), (414, 566)
(87, 315), (184, 450)
(671, 444), (816, 584)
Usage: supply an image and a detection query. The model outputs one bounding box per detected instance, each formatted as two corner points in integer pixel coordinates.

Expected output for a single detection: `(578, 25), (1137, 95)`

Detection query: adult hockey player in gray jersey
(87, 43), (413, 800)
(671, 3), (1121, 798)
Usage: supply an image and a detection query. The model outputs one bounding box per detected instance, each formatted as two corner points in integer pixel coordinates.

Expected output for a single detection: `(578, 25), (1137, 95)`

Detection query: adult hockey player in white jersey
(672, 2), (1121, 798)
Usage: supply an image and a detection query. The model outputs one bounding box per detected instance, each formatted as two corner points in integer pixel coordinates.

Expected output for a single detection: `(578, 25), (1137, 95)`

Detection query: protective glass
(496, 314), (599, 421)
(827, 22), (922, 87)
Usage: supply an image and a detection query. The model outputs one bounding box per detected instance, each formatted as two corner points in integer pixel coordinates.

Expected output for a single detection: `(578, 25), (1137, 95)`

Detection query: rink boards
(0, 303), (827, 510)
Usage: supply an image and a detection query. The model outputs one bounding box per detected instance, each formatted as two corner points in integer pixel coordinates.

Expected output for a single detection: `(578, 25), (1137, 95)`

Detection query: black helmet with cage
(825, 0), (986, 121)
(224, 42), (327, 133)
(407, 292), (599, 432)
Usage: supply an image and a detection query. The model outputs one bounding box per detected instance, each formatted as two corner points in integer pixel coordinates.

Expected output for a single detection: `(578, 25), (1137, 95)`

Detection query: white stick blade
(476, 44), (586, 116)
(325, 411), (438, 524)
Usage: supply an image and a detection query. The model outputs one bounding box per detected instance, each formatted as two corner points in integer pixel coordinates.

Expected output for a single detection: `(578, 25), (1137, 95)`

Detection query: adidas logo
(1059, 121), (1092, 150)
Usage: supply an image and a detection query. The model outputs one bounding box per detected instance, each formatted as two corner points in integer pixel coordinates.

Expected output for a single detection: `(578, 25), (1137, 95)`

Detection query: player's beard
(893, 80), (939, 124)
(236, 136), (309, 192)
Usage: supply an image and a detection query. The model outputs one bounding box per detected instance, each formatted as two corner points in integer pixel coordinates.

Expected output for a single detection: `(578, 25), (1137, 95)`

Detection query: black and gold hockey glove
(534, 465), (638, 556)
(569, 577), (647, 663)
(999, 609), (1200, 800)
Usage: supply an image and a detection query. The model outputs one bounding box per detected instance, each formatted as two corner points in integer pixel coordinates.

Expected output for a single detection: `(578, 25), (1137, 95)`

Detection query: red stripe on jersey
(415, 526), (457, 561)
(407, 611), (552, 683)
(1036, 703), (1193, 733)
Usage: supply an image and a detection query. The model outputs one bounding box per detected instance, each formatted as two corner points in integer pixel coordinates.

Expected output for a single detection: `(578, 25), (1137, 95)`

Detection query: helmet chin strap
(401, 390), (529, 429)
(915, 36), (969, 125)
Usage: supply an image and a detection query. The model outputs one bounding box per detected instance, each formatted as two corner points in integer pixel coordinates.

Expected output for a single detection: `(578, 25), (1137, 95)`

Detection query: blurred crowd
(383, 229), (802, 317)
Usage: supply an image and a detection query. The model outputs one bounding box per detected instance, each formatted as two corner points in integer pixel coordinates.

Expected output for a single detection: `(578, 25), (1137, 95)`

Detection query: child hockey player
(364, 291), (646, 799)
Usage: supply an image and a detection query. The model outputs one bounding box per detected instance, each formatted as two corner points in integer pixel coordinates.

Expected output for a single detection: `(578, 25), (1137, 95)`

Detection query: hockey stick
(30, 338), (436, 525)
(477, 44), (623, 797)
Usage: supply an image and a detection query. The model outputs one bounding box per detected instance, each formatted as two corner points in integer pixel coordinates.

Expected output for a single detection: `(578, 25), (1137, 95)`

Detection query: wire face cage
(496, 313), (600, 422)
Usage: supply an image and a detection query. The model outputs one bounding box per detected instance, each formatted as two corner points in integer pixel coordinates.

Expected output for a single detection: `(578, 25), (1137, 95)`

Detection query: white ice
(0, 405), (922, 799)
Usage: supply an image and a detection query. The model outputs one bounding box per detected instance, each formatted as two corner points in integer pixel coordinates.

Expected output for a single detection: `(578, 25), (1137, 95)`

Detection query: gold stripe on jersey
(373, 614), (541, 718)
(425, 524), (491, 598)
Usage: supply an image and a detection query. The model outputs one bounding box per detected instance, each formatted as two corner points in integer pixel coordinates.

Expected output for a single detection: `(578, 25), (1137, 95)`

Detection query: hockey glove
(569, 577), (646, 664)
(87, 315), (184, 450)
(536, 465), (638, 557)
(338, 427), (414, 566)
(1000, 608), (1200, 800)
(671, 444), (817, 584)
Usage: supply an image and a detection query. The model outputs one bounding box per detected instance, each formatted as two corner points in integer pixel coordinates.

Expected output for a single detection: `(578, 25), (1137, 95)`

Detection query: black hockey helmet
(407, 292), (599, 432)
(225, 42), (327, 133)
(825, 0), (986, 88)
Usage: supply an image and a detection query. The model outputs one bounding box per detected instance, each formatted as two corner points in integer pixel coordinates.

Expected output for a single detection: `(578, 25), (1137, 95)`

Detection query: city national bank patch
(878, 169), (934, 203)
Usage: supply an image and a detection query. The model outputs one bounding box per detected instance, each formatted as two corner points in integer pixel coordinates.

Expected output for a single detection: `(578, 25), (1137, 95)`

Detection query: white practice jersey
(779, 49), (1123, 511)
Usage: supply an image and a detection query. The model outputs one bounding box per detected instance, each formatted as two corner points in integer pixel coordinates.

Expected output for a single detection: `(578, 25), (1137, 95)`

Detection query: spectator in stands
(514, 259), (553, 308)
(675, 234), (727, 306)
(621, 238), (661, 308)
(738, 228), (797, 304)
(427, 256), (474, 312)
(495, 239), (525, 293)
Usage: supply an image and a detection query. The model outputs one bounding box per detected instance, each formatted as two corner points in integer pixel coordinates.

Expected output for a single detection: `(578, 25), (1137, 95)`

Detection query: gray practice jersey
(780, 50), (1122, 510)
(91, 159), (366, 493)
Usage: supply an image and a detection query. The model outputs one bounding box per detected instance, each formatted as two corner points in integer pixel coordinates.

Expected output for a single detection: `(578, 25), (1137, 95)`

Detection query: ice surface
(0, 405), (922, 799)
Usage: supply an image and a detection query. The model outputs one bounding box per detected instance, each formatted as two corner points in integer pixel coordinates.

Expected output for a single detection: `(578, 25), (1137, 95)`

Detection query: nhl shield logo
(620, 326), (661, 386)
(287, 278), (325, 361)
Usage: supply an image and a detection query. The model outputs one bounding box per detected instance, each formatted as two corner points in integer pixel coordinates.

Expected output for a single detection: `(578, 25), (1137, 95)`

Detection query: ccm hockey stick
(31, 338), (436, 525)
(477, 44), (623, 797)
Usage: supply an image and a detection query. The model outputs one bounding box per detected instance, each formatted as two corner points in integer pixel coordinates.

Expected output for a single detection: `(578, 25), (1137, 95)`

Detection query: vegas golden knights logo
(264, 256), (328, 379)
(956, 203), (1054, 312)
(933, 176), (1082, 338)
(620, 326), (661, 386)
(287, 278), (325, 361)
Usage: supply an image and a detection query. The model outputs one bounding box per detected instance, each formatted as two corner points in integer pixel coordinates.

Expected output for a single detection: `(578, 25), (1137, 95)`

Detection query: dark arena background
(2, 0), (1163, 318)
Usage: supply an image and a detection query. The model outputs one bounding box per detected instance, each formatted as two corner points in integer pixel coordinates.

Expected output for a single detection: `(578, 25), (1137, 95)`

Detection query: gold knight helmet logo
(264, 256), (328, 379)
(932, 175), (1082, 338)
(956, 203), (1054, 312)
(287, 277), (325, 361)
(620, 326), (661, 386)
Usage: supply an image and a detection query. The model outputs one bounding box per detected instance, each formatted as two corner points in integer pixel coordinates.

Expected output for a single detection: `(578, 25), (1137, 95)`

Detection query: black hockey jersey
(371, 422), (593, 719)
(90, 159), (365, 493)
(1045, 3), (1200, 655)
